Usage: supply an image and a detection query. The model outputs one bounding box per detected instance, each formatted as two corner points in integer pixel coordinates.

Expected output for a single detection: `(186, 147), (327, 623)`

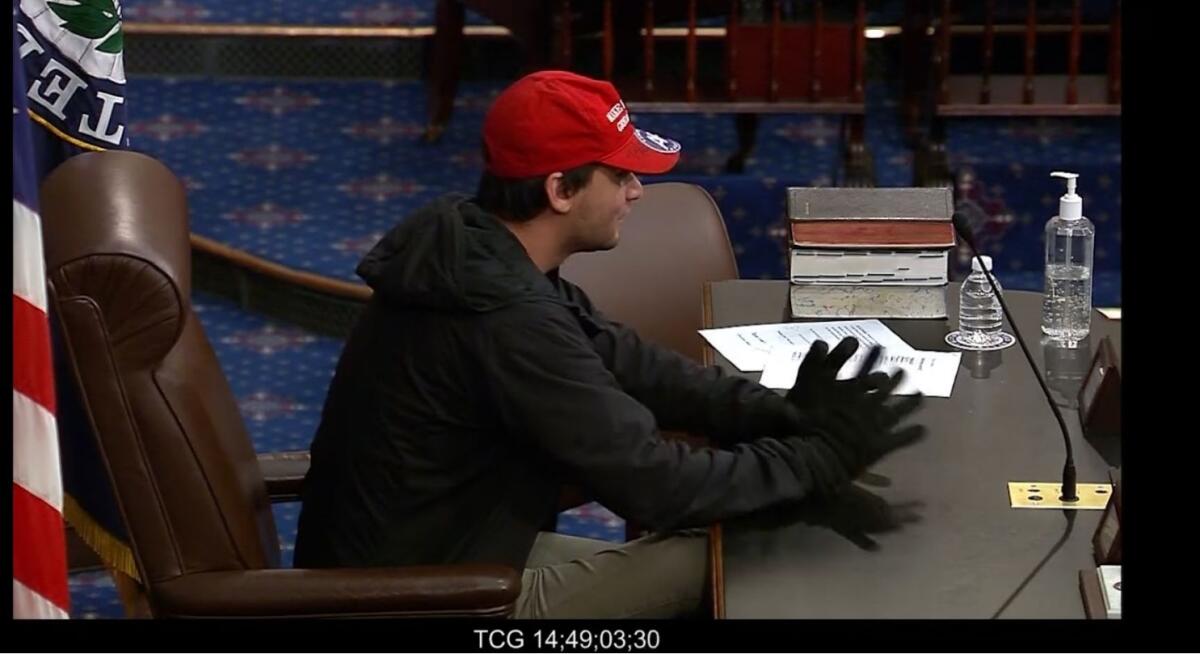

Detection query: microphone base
(1008, 481), (1113, 510)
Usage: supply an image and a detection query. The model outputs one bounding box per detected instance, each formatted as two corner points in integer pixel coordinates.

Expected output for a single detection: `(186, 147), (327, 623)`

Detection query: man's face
(566, 165), (644, 253)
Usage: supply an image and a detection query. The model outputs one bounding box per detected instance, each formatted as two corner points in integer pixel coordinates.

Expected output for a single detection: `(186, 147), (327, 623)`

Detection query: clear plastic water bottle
(1041, 172), (1095, 347)
(946, 255), (1015, 351)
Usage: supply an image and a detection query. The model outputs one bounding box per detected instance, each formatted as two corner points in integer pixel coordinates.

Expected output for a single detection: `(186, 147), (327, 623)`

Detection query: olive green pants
(514, 529), (708, 619)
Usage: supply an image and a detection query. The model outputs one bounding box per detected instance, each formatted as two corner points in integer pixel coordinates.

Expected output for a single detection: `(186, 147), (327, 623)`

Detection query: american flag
(14, 0), (136, 615)
(12, 9), (67, 618)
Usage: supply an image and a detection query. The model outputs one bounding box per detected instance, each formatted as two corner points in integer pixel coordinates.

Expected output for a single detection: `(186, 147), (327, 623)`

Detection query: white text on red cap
(606, 100), (630, 132)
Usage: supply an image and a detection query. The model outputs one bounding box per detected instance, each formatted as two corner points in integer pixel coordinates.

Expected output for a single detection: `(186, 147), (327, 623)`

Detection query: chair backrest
(560, 182), (737, 362)
(40, 151), (280, 596)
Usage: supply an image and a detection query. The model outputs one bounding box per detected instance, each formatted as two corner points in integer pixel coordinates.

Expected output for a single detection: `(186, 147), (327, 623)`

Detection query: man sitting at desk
(294, 70), (926, 619)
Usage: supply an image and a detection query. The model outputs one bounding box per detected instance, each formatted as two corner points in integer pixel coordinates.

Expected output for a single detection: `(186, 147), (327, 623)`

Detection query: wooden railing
(428, 0), (874, 182)
(908, 0), (1121, 186)
(930, 0), (1121, 116)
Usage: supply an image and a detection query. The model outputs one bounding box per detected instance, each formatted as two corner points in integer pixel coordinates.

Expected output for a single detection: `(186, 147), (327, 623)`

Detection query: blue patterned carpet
(124, 77), (854, 281)
(122, 75), (1120, 300)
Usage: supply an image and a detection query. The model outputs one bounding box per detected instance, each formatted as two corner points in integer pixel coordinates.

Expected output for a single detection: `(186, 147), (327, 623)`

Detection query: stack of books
(786, 187), (956, 319)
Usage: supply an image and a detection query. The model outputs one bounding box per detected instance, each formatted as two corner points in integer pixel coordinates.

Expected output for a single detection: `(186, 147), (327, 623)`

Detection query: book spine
(789, 249), (949, 285)
(789, 220), (956, 248)
(789, 284), (948, 319)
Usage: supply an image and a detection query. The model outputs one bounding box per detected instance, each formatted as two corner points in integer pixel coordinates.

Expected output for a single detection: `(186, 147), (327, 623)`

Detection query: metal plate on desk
(1008, 482), (1112, 509)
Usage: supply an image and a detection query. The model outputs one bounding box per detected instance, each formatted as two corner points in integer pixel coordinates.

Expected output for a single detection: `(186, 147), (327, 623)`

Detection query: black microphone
(951, 213), (1078, 503)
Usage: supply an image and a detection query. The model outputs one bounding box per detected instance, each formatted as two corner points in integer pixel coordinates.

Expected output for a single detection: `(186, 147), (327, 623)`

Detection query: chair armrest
(256, 450), (310, 502)
(153, 564), (521, 618)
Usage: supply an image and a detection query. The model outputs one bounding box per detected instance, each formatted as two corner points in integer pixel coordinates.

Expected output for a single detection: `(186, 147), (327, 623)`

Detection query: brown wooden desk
(701, 280), (1121, 619)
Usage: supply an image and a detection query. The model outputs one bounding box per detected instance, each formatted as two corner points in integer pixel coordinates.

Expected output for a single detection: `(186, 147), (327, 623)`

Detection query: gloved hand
(806, 362), (926, 479)
(788, 344), (927, 488)
(785, 337), (891, 410)
(764, 341), (926, 498)
(730, 337), (885, 443)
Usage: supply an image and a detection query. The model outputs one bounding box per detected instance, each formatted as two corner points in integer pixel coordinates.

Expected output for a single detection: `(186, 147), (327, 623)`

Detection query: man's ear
(544, 172), (573, 214)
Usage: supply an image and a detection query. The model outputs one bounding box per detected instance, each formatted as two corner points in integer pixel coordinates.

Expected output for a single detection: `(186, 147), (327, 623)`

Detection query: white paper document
(698, 319), (914, 372)
(758, 345), (962, 397)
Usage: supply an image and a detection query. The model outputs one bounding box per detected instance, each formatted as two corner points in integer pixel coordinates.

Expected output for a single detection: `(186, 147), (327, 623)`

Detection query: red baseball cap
(482, 70), (681, 178)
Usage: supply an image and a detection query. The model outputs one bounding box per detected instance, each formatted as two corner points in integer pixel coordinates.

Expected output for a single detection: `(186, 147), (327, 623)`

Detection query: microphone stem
(974, 263), (1079, 502)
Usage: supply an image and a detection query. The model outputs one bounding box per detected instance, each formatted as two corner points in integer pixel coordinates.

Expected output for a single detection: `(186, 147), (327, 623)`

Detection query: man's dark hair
(474, 157), (600, 223)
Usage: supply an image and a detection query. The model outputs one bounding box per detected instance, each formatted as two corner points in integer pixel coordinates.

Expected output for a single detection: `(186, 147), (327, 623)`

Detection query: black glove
(786, 337), (891, 410)
(762, 342), (927, 498)
(798, 346), (927, 485)
(808, 377), (926, 478)
(738, 337), (890, 444)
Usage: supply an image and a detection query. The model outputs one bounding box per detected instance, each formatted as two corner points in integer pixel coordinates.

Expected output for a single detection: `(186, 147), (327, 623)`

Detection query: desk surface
(703, 280), (1122, 619)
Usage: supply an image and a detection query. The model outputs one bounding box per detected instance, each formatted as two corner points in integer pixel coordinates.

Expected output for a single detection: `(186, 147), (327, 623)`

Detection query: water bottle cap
(971, 255), (993, 273)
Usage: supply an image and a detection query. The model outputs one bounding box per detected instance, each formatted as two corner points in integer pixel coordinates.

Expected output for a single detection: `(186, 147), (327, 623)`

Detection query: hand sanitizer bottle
(1041, 171), (1095, 346)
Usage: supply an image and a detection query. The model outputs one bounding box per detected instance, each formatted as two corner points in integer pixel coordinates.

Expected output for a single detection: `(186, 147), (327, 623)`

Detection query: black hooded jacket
(293, 195), (836, 571)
